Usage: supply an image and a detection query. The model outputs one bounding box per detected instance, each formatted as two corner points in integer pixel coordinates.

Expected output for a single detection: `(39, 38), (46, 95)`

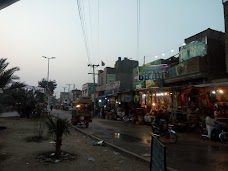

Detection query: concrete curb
(72, 125), (178, 171)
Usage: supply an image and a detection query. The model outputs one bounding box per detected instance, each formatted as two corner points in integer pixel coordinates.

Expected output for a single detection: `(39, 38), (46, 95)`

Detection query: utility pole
(88, 64), (99, 115)
(62, 86), (67, 101)
(66, 84), (72, 102)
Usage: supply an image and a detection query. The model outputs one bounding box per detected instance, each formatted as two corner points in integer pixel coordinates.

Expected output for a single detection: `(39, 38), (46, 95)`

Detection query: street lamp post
(42, 56), (56, 112)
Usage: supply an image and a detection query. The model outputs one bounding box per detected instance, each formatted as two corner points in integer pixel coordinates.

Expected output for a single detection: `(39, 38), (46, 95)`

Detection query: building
(82, 83), (96, 98)
(70, 89), (82, 101)
(60, 92), (69, 104)
(115, 57), (139, 91)
(223, 0), (228, 73)
(165, 28), (226, 87)
(97, 57), (138, 95)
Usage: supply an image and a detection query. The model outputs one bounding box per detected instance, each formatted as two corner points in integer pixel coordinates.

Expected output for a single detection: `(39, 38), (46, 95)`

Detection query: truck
(71, 98), (93, 128)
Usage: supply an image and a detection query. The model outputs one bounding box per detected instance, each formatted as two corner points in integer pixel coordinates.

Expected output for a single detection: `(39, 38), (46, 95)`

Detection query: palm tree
(0, 58), (20, 89)
(45, 116), (71, 158)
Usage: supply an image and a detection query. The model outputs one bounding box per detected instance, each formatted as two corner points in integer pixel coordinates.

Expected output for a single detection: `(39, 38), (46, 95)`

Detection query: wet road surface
(52, 110), (228, 171)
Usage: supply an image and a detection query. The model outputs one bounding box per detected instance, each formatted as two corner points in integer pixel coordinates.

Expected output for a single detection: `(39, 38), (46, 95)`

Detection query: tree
(38, 78), (57, 95)
(0, 58), (23, 113)
(45, 116), (71, 158)
(0, 58), (20, 89)
(6, 88), (36, 118)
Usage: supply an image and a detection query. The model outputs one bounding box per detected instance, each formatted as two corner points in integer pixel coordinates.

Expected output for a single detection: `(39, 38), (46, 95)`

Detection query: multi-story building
(70, 89), (82, 101)
(97, 57), (138, 96)
(60, 92), (69, 103)
(96, 57), (138, 106)
(82, 83), (96, 98)
(165, 28), (226, 87)
(115, 57), (139, 91)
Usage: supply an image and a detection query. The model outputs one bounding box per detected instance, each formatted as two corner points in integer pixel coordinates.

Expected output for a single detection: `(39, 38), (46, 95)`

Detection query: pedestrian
(205, 112), (214, 139)
(50, 105), (53, 111)
(100, 107), (103, 118)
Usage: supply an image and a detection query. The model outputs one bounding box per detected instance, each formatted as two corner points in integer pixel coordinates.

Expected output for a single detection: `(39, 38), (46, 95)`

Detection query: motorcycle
(201, 123), (228, 143)
(152, 121), (177, 143)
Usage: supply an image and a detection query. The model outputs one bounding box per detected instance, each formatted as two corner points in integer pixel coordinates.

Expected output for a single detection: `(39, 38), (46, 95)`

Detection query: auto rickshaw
(71, 98), (92, 128)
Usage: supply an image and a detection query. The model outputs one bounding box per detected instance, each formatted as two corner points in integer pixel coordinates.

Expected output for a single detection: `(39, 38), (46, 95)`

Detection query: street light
(42, 56), (56, 112)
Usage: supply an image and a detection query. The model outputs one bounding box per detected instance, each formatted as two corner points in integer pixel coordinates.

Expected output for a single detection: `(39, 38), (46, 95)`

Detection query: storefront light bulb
(219, 89), (224, 94)
(212, 91), (216, 94)
(152, 103), (156, 106)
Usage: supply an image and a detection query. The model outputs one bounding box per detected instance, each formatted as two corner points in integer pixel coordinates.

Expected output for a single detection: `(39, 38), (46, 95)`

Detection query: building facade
(223, 0), (228, 73)
(165, 28), (226, 87)
(70, 89), (82, 101)
(82, 83), (96, 98)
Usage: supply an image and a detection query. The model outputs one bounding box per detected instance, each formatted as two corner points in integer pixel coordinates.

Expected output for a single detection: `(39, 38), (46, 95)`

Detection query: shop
(181, 83), (228, 118)
(133, 87), (182, 124)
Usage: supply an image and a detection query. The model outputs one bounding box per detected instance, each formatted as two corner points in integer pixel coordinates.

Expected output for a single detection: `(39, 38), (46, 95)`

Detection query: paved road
(52, 109), (228, 171)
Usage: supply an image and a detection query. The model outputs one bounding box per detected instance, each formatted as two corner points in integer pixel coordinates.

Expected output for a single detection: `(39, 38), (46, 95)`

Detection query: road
(52, 109), (228, 171)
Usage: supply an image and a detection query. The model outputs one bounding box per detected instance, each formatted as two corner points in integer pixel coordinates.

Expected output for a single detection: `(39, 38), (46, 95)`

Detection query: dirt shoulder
(0, 117), (149, 171)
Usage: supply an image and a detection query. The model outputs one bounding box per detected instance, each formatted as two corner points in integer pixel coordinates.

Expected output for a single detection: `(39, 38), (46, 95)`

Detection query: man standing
(205, 112), (214, 139)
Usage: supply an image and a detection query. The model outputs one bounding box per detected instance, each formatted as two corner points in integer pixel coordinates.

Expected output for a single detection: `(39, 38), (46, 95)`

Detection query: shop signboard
(179, 37), (207, 62)
(96, 81), (120, 92)
(150, 134), (167, 171)
(138, 64), (168, 81)
(133, 67), (144, 88)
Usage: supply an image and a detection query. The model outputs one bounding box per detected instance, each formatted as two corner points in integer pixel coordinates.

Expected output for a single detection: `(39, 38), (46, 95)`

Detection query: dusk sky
(0, 0), (225, 97)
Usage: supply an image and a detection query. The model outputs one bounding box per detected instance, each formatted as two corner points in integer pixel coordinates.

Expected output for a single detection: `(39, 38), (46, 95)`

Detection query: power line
(88, 0), (95, 63)
(97, 0), (100, 65)
(76, 0), (91, 63)
(136, 0), (140, 61)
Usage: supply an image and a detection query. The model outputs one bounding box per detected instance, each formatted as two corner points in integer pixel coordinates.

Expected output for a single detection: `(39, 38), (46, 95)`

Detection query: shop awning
(0, 0), (19, 10)
(192, 82), (228, 88)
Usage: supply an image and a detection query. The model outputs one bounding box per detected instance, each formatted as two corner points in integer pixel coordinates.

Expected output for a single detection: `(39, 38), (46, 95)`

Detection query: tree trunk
(55, 137), (62, 158)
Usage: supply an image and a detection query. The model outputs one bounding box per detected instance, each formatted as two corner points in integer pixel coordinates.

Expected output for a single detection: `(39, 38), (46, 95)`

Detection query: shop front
(181, 83), (228, 119)
(133, 87), (182, 124)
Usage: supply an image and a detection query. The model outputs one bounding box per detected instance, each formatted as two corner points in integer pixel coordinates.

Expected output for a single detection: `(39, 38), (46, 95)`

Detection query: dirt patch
(37, 151), (76, 163)
(0, 117), (149, 171)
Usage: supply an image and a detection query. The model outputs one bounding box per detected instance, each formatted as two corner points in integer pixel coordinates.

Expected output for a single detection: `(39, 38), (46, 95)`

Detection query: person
(99, 107), (103, 118)
(50, 105), (53, 111)
(153, 110), (167, 134)
(205, 112), (215, 139)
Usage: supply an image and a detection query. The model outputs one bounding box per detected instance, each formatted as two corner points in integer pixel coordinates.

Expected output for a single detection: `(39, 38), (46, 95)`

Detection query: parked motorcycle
(201, 123), (228, 143)
(152, 121), (177, 143)
(122, 114), (134, 122)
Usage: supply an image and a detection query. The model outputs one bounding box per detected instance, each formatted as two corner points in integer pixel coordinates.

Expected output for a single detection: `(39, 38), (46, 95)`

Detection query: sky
(0, 0), (225, 98)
